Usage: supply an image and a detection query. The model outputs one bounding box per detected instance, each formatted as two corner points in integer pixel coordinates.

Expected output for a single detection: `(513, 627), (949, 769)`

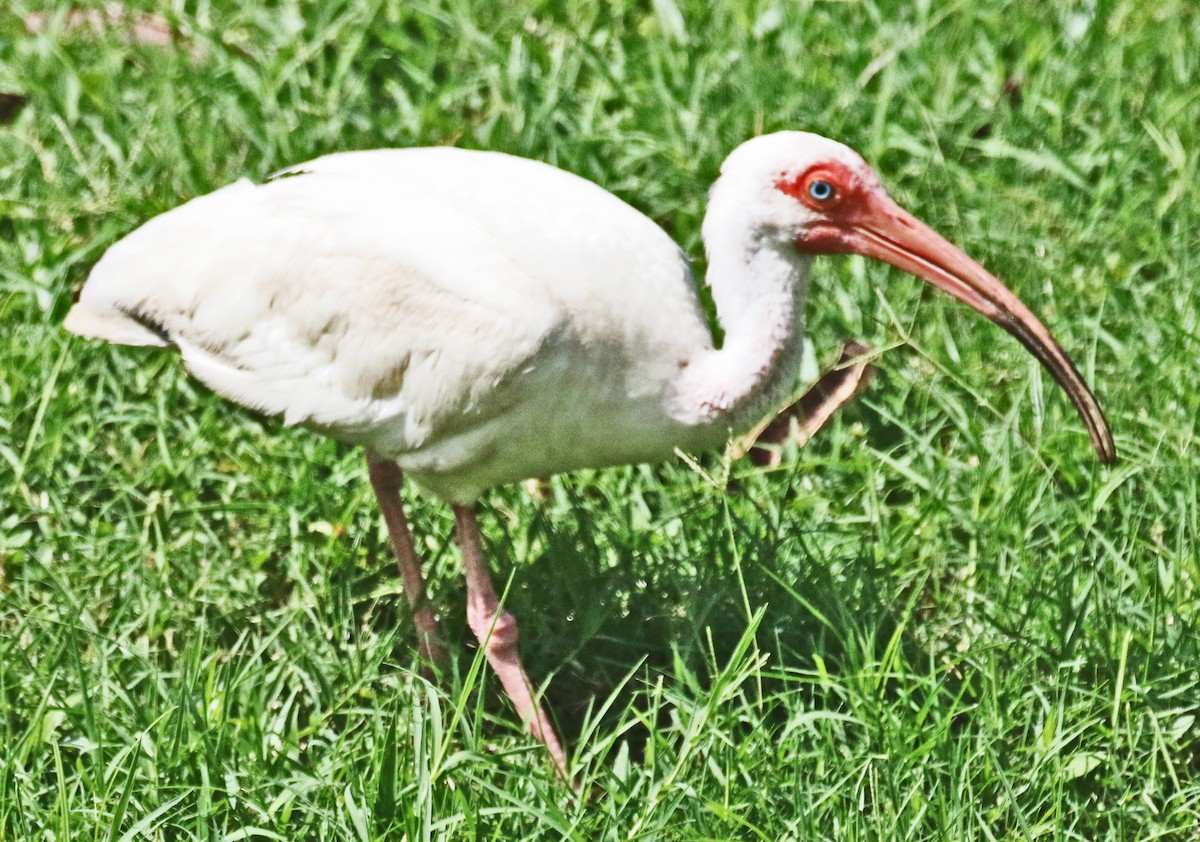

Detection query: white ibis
(65, 131), (1115, 779)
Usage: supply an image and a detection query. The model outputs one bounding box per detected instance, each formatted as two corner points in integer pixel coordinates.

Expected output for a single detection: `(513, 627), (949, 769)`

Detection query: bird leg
(452, 504), (570, 782)
(739, 340), (876, 467)
(366, 452), (447, 670)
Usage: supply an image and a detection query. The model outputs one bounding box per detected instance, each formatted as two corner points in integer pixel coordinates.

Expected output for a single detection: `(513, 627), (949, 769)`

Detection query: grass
(2, 0), (1198, 838)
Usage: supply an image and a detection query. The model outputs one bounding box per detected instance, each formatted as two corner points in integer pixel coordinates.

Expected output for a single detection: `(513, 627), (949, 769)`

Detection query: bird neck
(673, 226), (811, 441)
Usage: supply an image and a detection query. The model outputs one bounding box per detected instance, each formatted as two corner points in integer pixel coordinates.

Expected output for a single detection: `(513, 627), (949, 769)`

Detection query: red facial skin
(776, 162), (1115, 464)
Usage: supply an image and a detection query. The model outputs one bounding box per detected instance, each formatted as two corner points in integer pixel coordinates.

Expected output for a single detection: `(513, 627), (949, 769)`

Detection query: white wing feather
(67, 149), (711, 474)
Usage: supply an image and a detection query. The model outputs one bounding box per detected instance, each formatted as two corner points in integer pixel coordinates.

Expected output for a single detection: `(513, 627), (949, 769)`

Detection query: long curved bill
(841, 193), (1116, 463)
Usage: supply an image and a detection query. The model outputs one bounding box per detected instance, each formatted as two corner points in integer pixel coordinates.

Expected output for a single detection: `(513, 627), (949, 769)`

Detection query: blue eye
(809, 179), (834, 201)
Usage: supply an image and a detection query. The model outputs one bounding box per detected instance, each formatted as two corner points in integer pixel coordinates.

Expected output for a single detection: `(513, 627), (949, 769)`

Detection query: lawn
(2, 0), (1198, 838)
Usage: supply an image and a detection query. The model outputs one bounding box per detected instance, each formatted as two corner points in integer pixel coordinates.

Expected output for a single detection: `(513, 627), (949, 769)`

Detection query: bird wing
(66, 148), (708, 454)
(67, 158), (566, 449)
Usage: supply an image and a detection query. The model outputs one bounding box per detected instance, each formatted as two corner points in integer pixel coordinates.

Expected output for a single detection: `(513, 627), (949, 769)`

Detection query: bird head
(711, 131), (1115, 463)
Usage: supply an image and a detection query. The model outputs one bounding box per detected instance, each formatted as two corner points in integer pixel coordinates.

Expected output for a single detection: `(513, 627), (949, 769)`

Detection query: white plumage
(68, 146), (776, 502)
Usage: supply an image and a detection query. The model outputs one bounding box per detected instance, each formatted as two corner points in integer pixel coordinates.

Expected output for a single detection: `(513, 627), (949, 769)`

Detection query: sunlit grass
(2, 0), (1198, 838)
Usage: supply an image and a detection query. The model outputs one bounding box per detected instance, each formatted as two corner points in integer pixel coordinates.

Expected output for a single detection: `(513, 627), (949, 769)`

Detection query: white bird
(65, 131), (1115, 780)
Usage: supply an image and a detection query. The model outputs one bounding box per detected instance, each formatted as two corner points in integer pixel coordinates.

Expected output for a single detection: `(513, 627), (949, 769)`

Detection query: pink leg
(453, 504), (570, 781)
(366, 452), (447, 669)
(742, 340), (876, 467)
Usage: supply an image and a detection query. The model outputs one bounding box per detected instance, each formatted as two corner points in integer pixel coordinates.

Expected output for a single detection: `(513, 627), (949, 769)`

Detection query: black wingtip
(264, 167), (313, 184)
(117, 305), (173, 345)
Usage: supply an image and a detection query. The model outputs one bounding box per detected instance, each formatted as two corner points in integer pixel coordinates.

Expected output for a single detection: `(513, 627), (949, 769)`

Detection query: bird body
(69, 145), (814, 501)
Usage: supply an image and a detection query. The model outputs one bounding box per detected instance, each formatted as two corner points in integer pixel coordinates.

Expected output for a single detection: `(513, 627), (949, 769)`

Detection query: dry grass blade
(24, 4), (202, 56)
